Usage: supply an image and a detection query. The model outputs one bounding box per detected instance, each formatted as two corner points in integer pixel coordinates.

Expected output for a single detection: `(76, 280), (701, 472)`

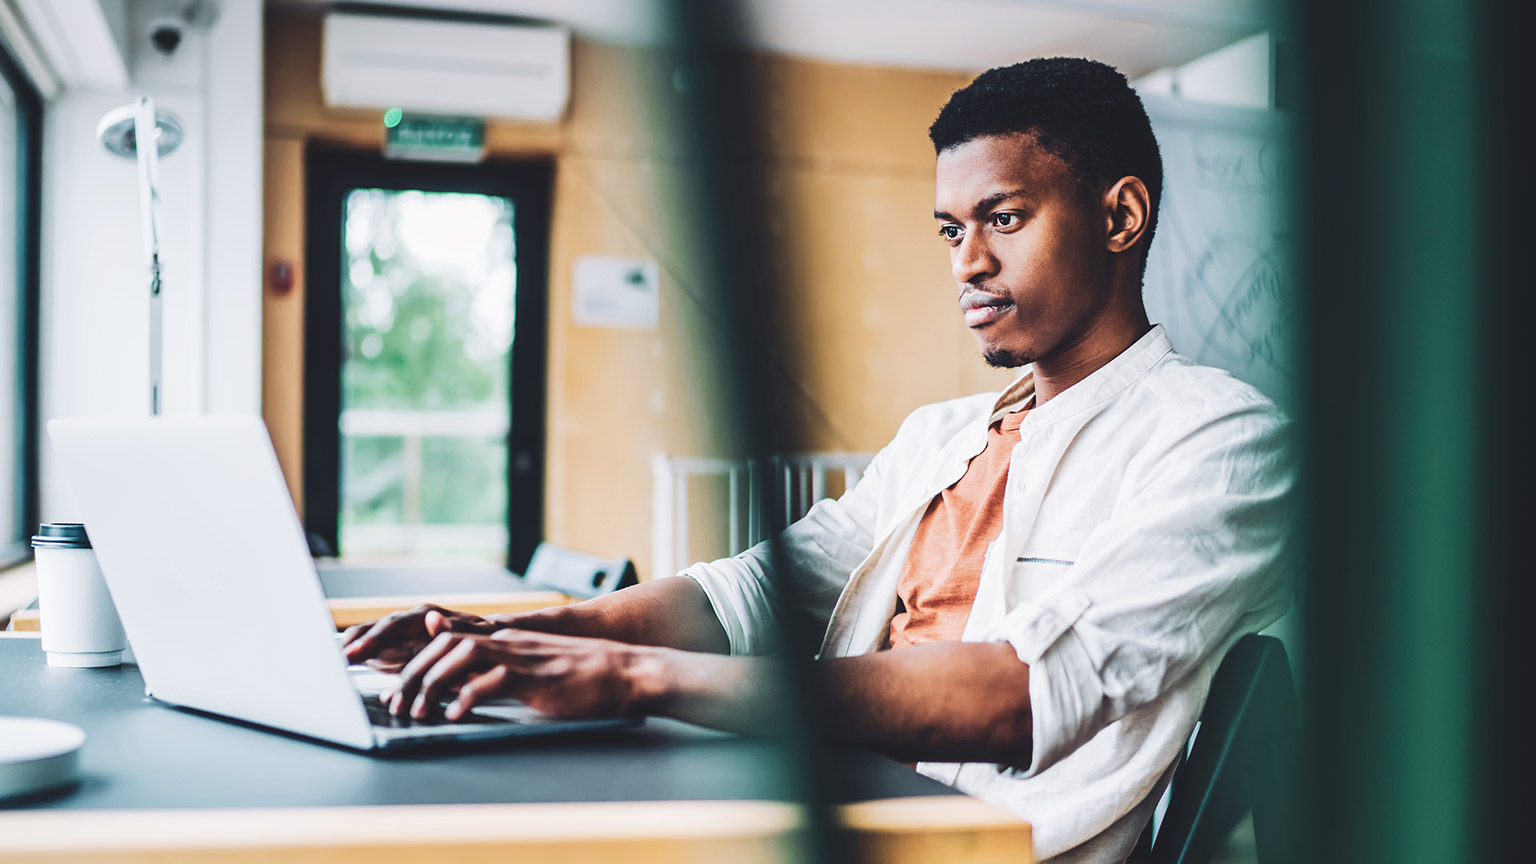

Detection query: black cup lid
(31, 523), (92, 549)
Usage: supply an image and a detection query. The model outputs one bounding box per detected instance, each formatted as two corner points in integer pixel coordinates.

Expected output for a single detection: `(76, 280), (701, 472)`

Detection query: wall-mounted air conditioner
(322, 12), (570, 122)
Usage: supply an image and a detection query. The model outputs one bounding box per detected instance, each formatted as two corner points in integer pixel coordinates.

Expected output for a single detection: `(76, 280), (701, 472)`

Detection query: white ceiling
(276, 0), (1278, 77)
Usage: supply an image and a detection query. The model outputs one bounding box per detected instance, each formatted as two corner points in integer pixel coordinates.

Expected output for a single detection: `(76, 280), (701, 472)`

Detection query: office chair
(1132, 634), (1299, 864)
(522, 542), (638, 600)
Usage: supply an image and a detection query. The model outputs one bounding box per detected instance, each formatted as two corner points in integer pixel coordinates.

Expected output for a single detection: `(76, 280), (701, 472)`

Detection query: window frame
(301, 145), (553, 571)
(0, 41), (42, 569)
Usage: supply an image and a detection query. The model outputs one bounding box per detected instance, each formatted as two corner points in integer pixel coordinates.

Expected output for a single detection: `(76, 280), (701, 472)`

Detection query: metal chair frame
(1135, 634), (1299, 864)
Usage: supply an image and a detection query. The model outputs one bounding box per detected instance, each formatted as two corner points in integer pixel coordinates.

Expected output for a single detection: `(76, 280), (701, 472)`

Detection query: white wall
(202, 0), (263, 415)
(0, 74), (18, 539)
(1135, 30), (1273, 109)
(38, 0), (263, 520)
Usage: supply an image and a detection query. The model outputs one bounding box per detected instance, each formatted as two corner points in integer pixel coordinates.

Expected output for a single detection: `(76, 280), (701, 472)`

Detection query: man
(344, 58), (1292, 863)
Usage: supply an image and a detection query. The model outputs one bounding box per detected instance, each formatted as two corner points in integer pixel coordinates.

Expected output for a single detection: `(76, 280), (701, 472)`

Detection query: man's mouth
(960, 291), (1014, 328)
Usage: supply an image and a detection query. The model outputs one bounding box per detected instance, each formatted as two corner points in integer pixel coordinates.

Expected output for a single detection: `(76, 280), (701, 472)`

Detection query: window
(304, 147), (551, 570)
(0, 43), (40, 568)
(339, 189), (514, 561)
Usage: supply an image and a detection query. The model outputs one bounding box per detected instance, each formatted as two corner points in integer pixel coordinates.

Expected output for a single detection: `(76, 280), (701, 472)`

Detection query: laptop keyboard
(361, 694), (516, 730)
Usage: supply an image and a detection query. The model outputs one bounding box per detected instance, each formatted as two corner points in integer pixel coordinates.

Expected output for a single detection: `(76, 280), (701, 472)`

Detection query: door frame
(1, 42), (42, 568)
(302, 145), (552, 570)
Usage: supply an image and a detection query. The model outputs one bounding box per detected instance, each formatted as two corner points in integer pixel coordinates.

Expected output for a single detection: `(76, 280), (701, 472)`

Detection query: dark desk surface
(0, 634), (1033, 862)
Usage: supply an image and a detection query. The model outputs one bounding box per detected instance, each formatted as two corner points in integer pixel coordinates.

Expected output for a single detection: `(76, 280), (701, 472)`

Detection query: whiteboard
(1141, 95), (1294, 407)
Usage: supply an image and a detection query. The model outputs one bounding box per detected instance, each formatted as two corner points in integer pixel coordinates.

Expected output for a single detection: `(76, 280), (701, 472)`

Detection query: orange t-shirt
(886, 405), (1031, 649)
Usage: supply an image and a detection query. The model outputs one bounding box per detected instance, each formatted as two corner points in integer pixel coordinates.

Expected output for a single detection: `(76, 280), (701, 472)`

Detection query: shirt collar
(988, 375), (1037, 424)
(986, 324), (1174, 425)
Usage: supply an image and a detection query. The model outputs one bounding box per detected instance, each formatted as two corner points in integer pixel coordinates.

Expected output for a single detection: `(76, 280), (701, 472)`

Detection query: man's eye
(993, 212), (1018, 228)
(938, 224), (962, 241)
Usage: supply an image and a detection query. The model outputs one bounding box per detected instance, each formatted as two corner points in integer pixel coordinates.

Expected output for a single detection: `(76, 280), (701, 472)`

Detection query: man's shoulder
(882, 350), (1287, 451)
(1135, 350), (1288, 428)
(1115, 354), (1292, 477)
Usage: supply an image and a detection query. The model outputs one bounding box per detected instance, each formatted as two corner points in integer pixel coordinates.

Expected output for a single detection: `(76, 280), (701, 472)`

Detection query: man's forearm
(627, 641), (1034, 766)
(496, 576), (731, 654)
(818, 642), (1034, 765)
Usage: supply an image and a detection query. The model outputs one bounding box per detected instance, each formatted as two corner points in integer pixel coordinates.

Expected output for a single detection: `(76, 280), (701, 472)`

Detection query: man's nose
(952, 233), (998, 285)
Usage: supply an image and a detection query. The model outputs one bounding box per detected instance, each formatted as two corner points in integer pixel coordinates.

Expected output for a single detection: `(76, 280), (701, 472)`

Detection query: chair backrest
(522, 542), (637, 599)
(1139, 634), (1299, 864)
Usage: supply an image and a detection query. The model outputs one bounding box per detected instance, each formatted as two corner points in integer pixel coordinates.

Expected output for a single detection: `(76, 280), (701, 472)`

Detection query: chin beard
(983, 347), (1032, 369)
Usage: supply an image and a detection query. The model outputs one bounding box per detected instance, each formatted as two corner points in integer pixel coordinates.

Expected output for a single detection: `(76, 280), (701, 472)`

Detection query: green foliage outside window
(338, 189), (515, 552)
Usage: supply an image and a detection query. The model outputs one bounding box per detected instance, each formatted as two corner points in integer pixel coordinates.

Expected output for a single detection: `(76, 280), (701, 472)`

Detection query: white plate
(0, 717), (85, 801)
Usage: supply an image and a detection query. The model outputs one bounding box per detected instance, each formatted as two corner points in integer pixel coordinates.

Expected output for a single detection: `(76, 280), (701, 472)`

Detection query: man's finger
(340, 623), (367, 649)
(448, 614), (501, 637)
(413, 638), (485, 718)
(347, 605), (448, 662)
(389, 632), (460, 715)
(424, 609), (451, 637)
(344, 614), (409, 662)
(463, 616), (501, 635)
(446, 665), (509, 720)
(488, 627), (563, 650)
(365, 645), (414, 674)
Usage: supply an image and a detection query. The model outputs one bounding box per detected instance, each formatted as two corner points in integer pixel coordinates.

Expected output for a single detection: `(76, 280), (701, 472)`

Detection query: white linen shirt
(679, 325), (1294, 863)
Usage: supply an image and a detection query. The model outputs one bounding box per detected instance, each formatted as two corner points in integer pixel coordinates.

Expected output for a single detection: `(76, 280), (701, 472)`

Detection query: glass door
(338, 189), (515, 563)
(303, 147), (551, 570)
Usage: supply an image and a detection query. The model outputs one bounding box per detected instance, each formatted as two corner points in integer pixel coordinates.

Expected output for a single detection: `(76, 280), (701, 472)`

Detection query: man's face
(934, 133), (1114, 368)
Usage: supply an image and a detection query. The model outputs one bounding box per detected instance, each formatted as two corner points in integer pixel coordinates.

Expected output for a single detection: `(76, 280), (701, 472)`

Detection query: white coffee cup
(32, 523), (127, 668)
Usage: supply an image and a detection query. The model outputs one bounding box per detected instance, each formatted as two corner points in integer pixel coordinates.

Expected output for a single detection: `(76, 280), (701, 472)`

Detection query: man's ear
(1102, 176), (1151, 255)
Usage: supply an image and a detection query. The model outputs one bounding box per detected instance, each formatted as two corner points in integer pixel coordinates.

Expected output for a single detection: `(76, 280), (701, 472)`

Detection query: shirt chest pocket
(1006, 553), (1079, 605)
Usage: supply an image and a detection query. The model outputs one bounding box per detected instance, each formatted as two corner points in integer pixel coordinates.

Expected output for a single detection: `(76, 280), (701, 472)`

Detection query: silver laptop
(47, 415), (639, 750)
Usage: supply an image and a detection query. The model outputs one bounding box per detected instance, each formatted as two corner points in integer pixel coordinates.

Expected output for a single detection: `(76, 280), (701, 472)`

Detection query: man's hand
(381, 628), (658, 721)
(375, 617), (1032, 766)
(340, 605), (504, 671)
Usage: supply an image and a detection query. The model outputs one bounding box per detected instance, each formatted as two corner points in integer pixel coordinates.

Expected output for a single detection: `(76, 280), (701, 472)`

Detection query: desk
(0, 635), (1032, 863)
(7, 564), (575, 632)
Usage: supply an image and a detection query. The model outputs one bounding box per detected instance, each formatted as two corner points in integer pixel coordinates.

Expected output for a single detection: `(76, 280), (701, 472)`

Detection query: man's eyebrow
(933, 188), (1032, 221)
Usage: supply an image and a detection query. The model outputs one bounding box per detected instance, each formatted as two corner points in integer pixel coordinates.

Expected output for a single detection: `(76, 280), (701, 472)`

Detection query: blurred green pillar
(654, 2), (842, 861)
(1296, 0), (1531, 860)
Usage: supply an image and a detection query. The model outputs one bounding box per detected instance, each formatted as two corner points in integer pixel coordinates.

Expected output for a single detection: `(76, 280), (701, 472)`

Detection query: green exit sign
(383, 113), (486, 163)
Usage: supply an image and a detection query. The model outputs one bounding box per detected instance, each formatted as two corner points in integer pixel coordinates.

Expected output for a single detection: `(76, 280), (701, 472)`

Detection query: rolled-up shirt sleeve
(986, 401), (1295, 775)
(677, 446), (891, 656)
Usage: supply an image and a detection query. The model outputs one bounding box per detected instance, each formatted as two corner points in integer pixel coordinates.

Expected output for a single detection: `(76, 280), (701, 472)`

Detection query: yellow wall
(262, 9), (1014, 577)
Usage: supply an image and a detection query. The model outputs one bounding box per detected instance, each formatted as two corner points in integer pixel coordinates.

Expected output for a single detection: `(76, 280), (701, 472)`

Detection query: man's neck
(1030, 311), (1152, 405)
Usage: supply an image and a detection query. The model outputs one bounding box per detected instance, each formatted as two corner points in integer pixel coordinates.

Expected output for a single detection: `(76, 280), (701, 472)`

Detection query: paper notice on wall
(573, 256), (660, 329)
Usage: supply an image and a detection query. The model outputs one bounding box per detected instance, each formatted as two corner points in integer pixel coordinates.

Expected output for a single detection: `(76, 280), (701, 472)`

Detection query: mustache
(958, 288), (1012, 310)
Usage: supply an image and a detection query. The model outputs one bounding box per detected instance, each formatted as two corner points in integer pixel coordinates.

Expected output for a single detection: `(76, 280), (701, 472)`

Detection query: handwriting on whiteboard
(1142, 98), (1294, 407)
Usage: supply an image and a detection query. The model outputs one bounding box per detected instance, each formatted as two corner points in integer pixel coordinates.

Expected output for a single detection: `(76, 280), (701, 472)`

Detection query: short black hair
(930, 57), (1163, 259)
